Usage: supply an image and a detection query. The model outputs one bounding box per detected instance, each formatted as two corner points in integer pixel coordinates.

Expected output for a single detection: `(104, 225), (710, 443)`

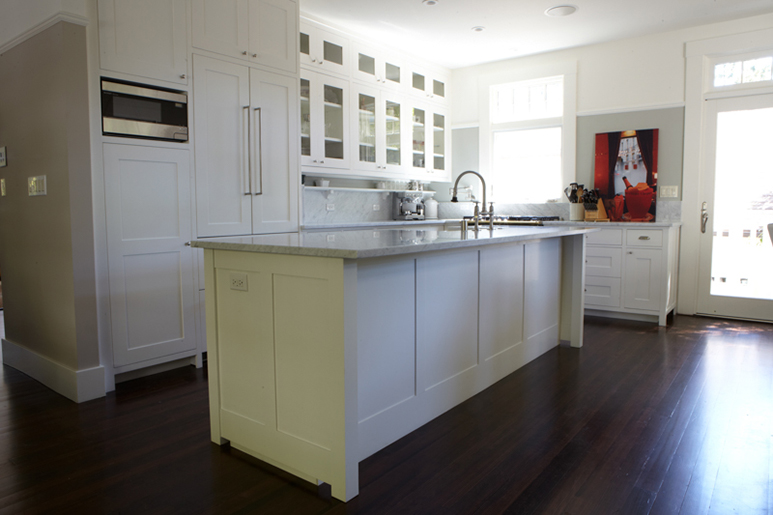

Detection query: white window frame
(479, 62), (577, 204)
(709, 49), (773, 94)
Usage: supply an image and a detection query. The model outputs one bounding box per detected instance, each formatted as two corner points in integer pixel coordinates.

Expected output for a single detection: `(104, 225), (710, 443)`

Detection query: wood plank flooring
(1, 314), (772, 514)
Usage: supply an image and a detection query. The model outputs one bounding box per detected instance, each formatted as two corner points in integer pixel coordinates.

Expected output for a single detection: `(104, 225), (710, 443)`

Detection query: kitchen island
(191, 225), (594, 501)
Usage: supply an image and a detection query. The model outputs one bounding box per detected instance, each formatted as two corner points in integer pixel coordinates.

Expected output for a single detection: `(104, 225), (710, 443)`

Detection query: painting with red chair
(594, 129), (658, 222)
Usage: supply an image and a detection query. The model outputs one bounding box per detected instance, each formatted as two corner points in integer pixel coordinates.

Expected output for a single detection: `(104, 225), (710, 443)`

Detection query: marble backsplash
(303, 187), (682, 225)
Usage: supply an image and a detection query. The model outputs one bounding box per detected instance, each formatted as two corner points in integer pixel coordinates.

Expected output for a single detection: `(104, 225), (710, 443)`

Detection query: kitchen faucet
(451, 171), (494, 231)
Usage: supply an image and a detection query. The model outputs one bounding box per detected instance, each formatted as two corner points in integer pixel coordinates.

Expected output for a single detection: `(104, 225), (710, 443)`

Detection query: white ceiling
(299, 0), (773, 69)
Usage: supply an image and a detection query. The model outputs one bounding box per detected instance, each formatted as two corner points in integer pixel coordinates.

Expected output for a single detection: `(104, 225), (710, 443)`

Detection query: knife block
(584, 200), (609, 221)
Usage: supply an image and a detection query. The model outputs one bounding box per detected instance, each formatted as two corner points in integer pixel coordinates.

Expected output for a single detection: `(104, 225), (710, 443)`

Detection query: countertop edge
(191, 227), (597, 259)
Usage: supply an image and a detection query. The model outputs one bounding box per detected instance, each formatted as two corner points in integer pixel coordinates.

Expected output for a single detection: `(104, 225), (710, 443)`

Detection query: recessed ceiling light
(422, 0), (438, 5)
(471, 26), (485, 32)
(545, 5), (577, 17)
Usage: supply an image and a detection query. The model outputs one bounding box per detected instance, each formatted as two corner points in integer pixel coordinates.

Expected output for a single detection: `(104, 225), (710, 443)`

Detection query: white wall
(0, 0), (87, 51)
(452, 12), (773, 125)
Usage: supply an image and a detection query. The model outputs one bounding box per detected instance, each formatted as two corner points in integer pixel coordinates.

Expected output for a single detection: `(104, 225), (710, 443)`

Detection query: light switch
(660, 185), (678, 198)
(0, 147), (6, 168)
(28, 175), (47, 196)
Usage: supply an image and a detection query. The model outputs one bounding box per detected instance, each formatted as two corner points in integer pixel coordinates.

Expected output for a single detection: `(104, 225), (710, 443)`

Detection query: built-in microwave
(101, 78), (188, 142)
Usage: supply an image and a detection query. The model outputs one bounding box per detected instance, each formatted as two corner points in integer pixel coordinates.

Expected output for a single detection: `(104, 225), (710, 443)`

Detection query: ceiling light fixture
(545, 5), (577, 17)
(422, 0), (438, 5)
(471, 26), (485, 32)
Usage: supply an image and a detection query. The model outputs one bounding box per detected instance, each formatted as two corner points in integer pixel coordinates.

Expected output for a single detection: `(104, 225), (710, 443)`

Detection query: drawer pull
(639, 236), (650, 240)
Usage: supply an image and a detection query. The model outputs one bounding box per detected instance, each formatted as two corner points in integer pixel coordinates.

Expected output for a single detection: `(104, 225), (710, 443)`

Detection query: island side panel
(203, 248), (225, 444)
(206, 249), (353, 500)
(524, 238), (562, 357)
(560, 233), (586, 347)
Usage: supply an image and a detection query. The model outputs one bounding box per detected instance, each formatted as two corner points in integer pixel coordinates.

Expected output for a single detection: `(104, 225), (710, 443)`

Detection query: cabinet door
(248, 0), (298, 73)
(624, 248), (663, 311)
(409, 103), (429, 177)
(191, 0), (250, 60)
(301, 70), (349, 169)
(430, 110), (450, 181)
(352, 45), (404, 91)
(300, 22), (349, 76)
(98, 0), (188, 84)
(103, 144), (197, 367)
(193, 56), (252, 237)
(249, 69), (299, 233)
(352, 83), (379, 174)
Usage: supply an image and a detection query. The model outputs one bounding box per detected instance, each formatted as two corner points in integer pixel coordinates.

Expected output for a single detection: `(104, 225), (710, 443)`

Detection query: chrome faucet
(451, 171), (494, 230)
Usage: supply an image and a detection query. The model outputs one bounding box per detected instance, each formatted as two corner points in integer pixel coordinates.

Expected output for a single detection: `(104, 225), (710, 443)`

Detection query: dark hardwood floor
(1, 314), (772, 514)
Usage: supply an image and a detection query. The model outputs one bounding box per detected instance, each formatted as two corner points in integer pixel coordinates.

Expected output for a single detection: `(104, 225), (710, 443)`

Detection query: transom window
(713, 54), (773, 89)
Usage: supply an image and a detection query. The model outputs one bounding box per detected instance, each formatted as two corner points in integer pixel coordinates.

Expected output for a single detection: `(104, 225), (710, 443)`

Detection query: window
(483, 71), (574, 203)
(712, 54), (773, 89)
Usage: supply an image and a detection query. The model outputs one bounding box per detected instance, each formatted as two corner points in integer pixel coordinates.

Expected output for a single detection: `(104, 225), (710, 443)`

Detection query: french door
(697, 93), (773, 322)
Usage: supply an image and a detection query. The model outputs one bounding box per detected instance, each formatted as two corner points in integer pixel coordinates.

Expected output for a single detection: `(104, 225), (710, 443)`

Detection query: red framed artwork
(594, 128), (659, 222)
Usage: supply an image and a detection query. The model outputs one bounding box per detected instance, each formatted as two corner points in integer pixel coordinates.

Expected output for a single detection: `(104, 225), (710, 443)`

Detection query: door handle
(701, 201), (709, 233)
(242, 106), (251, 196)
(252, 107), (263, 196)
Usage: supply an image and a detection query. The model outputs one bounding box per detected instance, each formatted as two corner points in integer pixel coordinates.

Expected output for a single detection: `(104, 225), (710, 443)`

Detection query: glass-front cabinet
(409, 102), (450, 181)
(301, 69), (349, 169)
(408, 65), (449, 104)
(299, 21), (349, 76)
(352, 44), (404, 90)
(352, 83), (404, 176)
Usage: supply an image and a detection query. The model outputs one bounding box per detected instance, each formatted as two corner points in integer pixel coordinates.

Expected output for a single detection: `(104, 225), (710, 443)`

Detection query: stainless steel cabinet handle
(252, 107), (263, 195)
(638, 236), (650, 240)
(242, 51), (248, 55)
(180, 74), (186, 79)
(701, 201), (709, 233)
(242, 106), (251, 195)
(252, 53), (257, 58)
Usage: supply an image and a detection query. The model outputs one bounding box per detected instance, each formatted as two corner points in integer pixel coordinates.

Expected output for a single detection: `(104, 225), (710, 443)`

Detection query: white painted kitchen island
(191, 225), (593, 502)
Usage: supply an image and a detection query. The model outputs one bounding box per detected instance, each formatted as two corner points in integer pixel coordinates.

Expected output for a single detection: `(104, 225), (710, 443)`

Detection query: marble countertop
(545, 221), (682, 228)
(191, 225), (597, 259)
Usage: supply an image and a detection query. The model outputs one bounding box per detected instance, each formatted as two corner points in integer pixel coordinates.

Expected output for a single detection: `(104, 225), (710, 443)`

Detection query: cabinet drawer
(626, 229), (663, 247)
(585, 247), (622, 278)
(585, 228), (622, 245)
(585, 277), (621, 308)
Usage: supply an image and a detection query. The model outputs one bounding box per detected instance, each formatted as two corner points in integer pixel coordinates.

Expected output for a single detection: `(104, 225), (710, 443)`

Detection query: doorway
(697, 94), (773, 321)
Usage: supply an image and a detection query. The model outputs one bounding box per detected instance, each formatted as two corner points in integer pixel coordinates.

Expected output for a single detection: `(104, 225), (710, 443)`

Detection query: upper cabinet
(352, 44), (404, 91)
(408, 65), (449, 105)
(299, 21), (350, 76)
(192, 0), (299, 74)
(98, 0), (189, 85)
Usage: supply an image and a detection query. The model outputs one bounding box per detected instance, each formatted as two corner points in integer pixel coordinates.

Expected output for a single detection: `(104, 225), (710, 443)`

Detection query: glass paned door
(412, 108), (426, 169)
(386, 100), (401, 166)
(300, 78), (310, 156)
(433, 113), (445, 170)
(358, 93), (376, 163)
(324, 84), (344, 159)
(697, 93), (773, 321)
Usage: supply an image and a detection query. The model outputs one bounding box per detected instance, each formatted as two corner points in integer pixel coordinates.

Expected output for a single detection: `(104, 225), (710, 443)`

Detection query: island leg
(560, 234), (587, 348)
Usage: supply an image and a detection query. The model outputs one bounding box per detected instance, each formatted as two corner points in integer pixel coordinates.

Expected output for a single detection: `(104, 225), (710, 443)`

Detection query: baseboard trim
(2, 339), (106, 403)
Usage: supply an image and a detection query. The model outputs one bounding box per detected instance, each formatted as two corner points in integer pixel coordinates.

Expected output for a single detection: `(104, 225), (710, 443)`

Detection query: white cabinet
(192, 0), (298, 74)
(301, 69), (350, 170)
(407, 64), (449, 104)
(351, 83), (406, 176)
(300, 21), (349, 76)
(584, 225), (680, 325)
(98, 0), (188, 84)
(408, 102), (450, 181)
(103, 143), (197, 367)
(194, 55), (299, 237)
(352, 44), (404, 90)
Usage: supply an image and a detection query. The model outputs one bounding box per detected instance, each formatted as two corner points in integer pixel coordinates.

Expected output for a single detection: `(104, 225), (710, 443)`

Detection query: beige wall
(0, 21), (99, 372)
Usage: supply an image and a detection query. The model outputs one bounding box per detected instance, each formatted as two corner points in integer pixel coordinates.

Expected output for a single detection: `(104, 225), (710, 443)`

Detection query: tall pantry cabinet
(95, 0), (300, 381)
(193, 55), (299, 237)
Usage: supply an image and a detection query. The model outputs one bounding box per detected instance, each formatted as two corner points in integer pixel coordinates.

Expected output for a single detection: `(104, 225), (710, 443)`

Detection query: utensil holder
(570, 203), (585, 221)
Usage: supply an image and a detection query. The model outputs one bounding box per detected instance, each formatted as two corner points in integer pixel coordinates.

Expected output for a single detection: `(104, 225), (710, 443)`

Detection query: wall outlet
(660, 185), (679, 198)
(229, 272), (248, 291)
(326, 203), (335, 211)
(28, 175), (46, 196)
(0, 146), (6, 168)
(0, 178), (5, 197)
